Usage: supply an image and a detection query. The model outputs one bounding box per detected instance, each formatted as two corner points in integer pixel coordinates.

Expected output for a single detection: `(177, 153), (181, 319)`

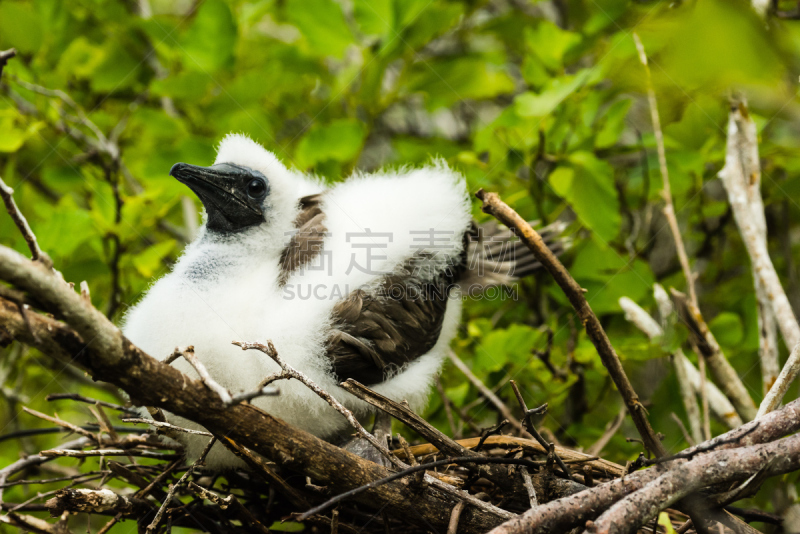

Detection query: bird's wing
(459, 219), (569, 288)
(278, 193), (327, 286)
(326, 252), (463, 386)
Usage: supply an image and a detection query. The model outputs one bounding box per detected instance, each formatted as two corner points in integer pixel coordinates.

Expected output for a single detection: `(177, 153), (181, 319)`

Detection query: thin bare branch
(120, 418), (213, 436)
(633, 33), (697, 307)
(0, 175), (51, 267)
(146, 437), (215, 534)
(476, 188), (666, 458)
(447, 351), (526, 435)
(233, 340), (405, 470)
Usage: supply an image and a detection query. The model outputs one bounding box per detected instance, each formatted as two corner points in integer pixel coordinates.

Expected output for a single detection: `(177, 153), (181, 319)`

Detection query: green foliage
(2, 0), (800, 518)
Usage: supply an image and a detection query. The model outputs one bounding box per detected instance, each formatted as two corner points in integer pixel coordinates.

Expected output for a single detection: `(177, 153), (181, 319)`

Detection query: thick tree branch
(487, 397), (800, 534)
(589, 432), (800, 534)
(0, 246), (510, 533)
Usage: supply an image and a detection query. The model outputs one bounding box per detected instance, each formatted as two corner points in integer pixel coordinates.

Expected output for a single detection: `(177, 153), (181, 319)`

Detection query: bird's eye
(247, 178), (267, 199)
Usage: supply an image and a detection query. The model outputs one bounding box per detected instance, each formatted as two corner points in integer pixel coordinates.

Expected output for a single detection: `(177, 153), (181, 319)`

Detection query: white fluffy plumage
(123, 134), (472, 468)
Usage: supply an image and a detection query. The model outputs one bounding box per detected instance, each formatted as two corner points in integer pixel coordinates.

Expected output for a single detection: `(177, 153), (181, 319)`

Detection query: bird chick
(123, 134), (554, 468)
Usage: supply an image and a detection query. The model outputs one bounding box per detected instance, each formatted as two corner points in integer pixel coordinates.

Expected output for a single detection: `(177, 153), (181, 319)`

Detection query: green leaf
(295, 119), (367, 169)
(568, 238), (656, 314)
(658, 512), (677, 534)
(524, 21), (581, 71)
(35, 197), (96, 258)
(354, 0), (394, 38)
(475, 324), (543, 373)
(658, 0), (783, 90)
(709, 312), (744, 348)
(514, 69), (592, 117)
(90, 44), (143, 93)
(548, 152), (620, 242)
(0, 2), (43, 53)
(133, 240), (177, 278)
(286, 0), (353, 59)
(595, 99), (632, 149)
(181, 0), (237, 72)
(151, 71), (212, 101)
(57, 37), (105, 80)
(405, 56), (514, 110)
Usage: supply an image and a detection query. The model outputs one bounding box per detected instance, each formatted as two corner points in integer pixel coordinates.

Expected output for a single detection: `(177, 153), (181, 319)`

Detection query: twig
(45, 393), (137, 414)
(485, 402), (800, 534)
(587, 408), (625, 457)
(46, 488), (152, 517)
(474, 420), (509, 452)
(226, 384), (280, 405)
(170, 346), (232, 405)
(0, 175), (51, 267)
(146, 437), (216, 534)
(233, 340), (405, 469)
(519, 466), (538, 508)
(218, 435), (311, 507)
(447, 351), (527, 435)
(760, 342), (800, 416)
(447, 501), (466, 534)
(434, 376), (459, 437)
(509, 380), (572, 479)
(298, 456), (542, 520)
(39, 449), (180, 460)
(633, 33), (697, 307)
(185, 482), (271, 534)
(394, 434), (625, 477)
(675, 352), (741, 429)
(340, 378), (473, 458)
(476, 188), (666, 458)
(120, 418), (213, 436)
(22, 407), (96, 441)
(670, 413), (696, 447)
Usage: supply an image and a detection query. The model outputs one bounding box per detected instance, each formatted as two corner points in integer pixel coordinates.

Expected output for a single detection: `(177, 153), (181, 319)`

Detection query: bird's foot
(340, 411), (394, 468)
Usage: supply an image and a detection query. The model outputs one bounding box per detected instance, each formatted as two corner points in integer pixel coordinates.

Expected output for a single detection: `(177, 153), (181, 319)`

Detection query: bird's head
(170, 134), (301, 236)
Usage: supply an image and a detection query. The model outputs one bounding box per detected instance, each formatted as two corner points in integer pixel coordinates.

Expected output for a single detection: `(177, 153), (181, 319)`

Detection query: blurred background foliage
(2, 0), (800, 525)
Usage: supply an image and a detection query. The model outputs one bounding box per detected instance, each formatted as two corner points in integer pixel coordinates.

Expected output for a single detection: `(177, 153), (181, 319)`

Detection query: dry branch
(718, 101), (800, 415)
(487, 397), (800, 534)
(476, 189), (666, 458)
(632, 33), (697, 308)
(0, 175), (51, 267)
(45, 489), (151, 518)
(718, 99), (782, 404)
(233, 340), (404, 469)
(672, 289), (758, 422)
(590, 432), (800, 534)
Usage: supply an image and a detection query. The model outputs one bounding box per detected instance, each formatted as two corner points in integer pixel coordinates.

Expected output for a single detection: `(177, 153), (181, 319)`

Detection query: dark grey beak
(170, 162), (269, 233)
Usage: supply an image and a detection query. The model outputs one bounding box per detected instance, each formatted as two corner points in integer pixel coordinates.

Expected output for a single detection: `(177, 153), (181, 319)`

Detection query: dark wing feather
(278, 194), (327, 286)
(326, 252), (465, 385)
